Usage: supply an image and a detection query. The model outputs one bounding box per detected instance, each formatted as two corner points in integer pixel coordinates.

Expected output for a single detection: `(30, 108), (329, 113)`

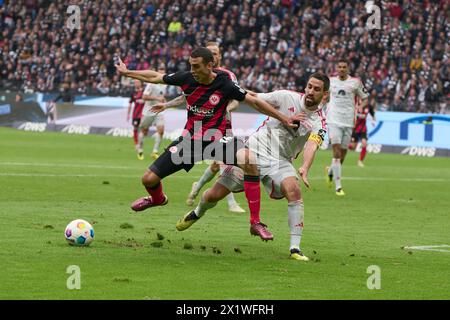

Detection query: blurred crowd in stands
(0, 0), (448, 113)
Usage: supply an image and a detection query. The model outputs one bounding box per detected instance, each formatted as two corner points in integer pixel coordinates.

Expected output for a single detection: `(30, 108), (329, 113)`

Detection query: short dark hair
(337, 58), (349, 65)
(191, 47), (214, 65)
(308, 72), (330, 92)
(205, 41), (219, 48)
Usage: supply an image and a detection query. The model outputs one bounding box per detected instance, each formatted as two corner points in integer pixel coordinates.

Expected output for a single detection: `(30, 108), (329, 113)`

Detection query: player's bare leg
(131, 169), (168, 211)
(152, 124), (164, 159)
(236, 148), (273, 241)
(358, 138), (367, 167)
(177, 183), (229, 231)
(186, 161), (245, 212)
(281, 177), (309, 261)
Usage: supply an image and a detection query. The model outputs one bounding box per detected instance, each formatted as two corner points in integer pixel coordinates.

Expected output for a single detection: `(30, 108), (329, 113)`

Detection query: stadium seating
(0, 0), (448, 113)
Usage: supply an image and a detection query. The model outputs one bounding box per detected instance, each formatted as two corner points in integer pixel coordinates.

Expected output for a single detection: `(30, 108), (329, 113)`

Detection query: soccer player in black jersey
(115, 47), (297, 241)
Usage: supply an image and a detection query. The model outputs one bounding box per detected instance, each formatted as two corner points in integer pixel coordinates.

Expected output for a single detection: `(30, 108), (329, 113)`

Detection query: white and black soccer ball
(64, 219), (94, 246)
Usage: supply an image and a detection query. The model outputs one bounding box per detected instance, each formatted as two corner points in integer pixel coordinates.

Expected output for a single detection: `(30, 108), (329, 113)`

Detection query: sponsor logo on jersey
(187, 104), (214, 117)
(338, 89), (346, 96)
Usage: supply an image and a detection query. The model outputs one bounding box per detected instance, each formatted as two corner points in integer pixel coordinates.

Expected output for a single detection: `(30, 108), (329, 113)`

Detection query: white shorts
(217, 160), (298, 200)
(328, 124), (352, 148)
(139, 113), (164, 129)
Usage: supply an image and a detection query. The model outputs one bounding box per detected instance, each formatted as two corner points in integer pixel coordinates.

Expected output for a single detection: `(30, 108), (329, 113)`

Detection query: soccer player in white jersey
(175, 73), (329, 261)
(325, 59), (368, 196)
(151, 42), (246, 213)
(137, 65), (167, 160)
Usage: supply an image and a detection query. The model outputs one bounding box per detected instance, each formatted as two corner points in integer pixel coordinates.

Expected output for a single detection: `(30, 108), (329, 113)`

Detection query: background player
(127, 80), (145, 159)
(325, 59), (369, 196)
(176, 73), (329, 260)
(115, 47), (298, 241)
(349, 101), (376, 167)
(138, 65), (168, 160)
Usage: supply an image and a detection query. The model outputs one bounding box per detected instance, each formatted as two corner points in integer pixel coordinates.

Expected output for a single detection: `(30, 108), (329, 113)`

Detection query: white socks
(194, 193), (217, 217)
(331, 158), (342, 190)
(153, 132), (162, 153)
(195, 166), (217, 193)
(288, 200), (304, 251)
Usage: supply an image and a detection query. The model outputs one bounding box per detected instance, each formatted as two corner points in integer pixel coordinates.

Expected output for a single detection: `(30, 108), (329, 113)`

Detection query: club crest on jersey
(288, 107), (295, 112)
(209, 94), (220, 105)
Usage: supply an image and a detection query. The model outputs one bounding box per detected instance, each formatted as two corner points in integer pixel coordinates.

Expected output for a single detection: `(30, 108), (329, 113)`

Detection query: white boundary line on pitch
(0, 172), (448, 182)
(403, 245), (450, 253)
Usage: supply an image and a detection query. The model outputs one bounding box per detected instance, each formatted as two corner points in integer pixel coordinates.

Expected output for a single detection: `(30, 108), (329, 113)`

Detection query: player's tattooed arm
(150, 95), (186, 113)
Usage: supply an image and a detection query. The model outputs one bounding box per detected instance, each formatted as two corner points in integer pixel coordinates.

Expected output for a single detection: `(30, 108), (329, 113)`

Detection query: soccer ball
(64, 219), (94, 246)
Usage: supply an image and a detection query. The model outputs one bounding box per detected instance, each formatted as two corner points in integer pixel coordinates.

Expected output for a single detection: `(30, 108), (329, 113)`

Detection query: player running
(153, 42), (245, 213)
(137, 65), (168, 160)
(115, 47), (299, 241)
(127, 80), (146, 159)
(325, 59), (369, 196)
(349, 103), (376, 167)
(175, 72), (329, 260)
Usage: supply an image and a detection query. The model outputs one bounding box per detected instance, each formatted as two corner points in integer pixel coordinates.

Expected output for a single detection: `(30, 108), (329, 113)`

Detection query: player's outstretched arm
(151, 95), (186, 113)
(115, 58), (164, 83)
(244, 94), (296, 129)
(298, 139), (321, 188)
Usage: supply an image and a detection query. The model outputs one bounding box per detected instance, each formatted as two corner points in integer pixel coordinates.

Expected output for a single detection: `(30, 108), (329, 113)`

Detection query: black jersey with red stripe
(354, 106), (375, 133)
(130, 90), (145, 119)
(162, 70), (247, 140)
(215, 67), (238, 131)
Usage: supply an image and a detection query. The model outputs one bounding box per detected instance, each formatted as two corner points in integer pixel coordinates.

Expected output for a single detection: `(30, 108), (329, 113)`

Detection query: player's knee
(142, 170), (160, 187)
(204, 187), (226, 203)
(210, 163), (220, 173)
(283, 185), (301, 202)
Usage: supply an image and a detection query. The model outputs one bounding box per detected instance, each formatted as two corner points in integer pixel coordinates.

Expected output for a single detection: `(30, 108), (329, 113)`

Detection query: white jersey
(326, 76), (368, 127)
(142, 83), (166, 117)
(249, 90), (327, 162)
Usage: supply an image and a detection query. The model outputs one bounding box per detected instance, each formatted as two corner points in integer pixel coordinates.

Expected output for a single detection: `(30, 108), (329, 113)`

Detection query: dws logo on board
(105, 128), (133, 138)
(18, 122), (47, 132)
(401, 146), (436, 157)
(61, 124), (90, 135)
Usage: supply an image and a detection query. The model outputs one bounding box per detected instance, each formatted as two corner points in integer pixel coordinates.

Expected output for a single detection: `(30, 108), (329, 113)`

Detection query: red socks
(133, 129), (138, 145)
(145, 182), (166, 204)
(244, 175), (261, 225)
(360, 146), (367, 161)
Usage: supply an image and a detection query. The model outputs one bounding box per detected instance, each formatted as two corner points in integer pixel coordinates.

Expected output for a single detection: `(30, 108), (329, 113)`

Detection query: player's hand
(115, 57), (128, 75)
(298, 167), (310, 188)
(150, 103), (166, 114)
(281, 116), (299, 129)
(291, 112), (308, 129)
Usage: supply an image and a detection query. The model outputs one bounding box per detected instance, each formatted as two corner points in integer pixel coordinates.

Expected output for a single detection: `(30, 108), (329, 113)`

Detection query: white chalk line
(403, 245), (450, 253)
(0, 161), (448, 182)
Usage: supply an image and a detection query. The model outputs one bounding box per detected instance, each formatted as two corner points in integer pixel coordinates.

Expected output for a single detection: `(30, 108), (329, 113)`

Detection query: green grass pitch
(0, 126), (449, 299)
